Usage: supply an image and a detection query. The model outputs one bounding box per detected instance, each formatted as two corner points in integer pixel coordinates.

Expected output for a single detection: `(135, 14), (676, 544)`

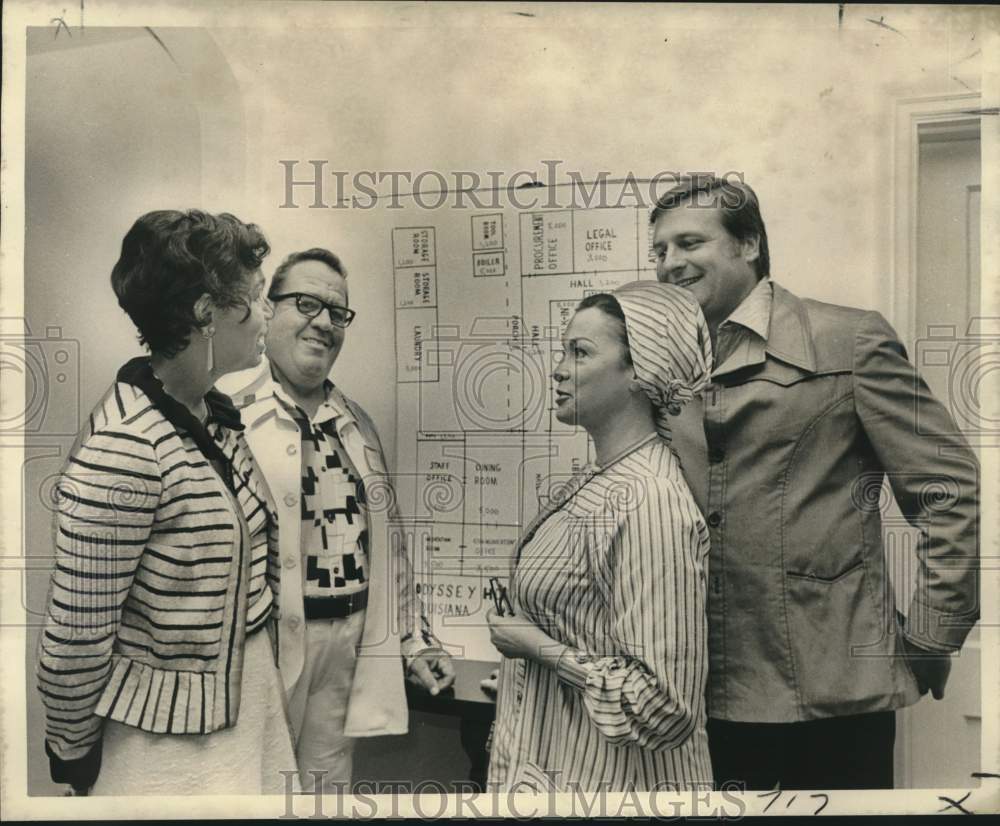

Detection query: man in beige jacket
(652, 176), (980, 790)
(222, 247), (454, 793)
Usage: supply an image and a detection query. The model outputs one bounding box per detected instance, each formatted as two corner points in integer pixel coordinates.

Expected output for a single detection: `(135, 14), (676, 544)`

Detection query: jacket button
(283, 555), (297, 569)
(284, 493), (298, 507)
(287, 443), (298, 456)
(707, 511), (722, 528)
(287, 616), (301, 631)
(708, 448), (724, 463)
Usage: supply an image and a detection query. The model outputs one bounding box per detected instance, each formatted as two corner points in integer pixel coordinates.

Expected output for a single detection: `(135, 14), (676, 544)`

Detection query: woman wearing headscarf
(486, 281), (713, 792)
(36, 209), (296, 795)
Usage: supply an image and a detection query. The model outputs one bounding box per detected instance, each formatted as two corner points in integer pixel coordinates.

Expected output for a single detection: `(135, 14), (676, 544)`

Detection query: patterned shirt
(272, 382), (369, 601)
(487, 437), (713, 791)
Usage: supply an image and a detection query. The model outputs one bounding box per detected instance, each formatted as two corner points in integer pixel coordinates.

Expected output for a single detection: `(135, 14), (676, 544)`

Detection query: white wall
(208, 3), (988, 456)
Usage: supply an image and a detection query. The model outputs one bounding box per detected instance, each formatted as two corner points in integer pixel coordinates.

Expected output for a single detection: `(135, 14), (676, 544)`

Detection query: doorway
(892, 101), (983, 790)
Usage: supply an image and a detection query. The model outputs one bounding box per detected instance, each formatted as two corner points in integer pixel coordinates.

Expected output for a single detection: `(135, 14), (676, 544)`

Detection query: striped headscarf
(612, 280), (713, 441)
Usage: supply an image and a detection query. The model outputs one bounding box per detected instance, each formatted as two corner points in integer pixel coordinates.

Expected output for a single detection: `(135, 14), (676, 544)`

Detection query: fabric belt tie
(303, 589), (369, 619)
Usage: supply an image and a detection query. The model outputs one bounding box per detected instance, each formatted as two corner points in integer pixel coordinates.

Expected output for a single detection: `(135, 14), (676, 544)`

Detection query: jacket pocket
(784, 562), (897, 713)
(785, 559), (863, 583)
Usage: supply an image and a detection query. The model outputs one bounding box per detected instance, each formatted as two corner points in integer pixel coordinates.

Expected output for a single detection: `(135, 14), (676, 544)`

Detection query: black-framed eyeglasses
(269, 292), (357, 328)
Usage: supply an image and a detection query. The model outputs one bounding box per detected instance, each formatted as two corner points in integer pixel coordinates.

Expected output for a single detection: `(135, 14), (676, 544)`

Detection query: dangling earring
(628, 378), (642, 394)
(204, 327), (216, 374)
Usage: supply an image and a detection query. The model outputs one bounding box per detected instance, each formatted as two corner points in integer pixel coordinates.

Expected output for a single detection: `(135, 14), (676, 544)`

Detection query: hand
(406, 648), (456, 696)
(486, 607), (559, 664)
(902, 636), (952, 700)
(480, 667), (499, 696)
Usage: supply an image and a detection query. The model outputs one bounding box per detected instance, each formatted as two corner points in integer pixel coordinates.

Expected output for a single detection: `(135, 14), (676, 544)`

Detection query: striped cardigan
(36, 358), (276, 787)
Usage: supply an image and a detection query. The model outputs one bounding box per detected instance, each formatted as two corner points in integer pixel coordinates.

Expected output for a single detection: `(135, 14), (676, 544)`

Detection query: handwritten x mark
(938, 791), (973, 814)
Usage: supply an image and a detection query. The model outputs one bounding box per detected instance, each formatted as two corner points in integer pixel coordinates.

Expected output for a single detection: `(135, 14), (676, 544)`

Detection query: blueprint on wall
(389, 201), (657, 660)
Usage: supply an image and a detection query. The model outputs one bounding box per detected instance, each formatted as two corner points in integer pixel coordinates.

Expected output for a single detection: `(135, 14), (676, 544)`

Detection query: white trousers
(287, 611), (366, 793)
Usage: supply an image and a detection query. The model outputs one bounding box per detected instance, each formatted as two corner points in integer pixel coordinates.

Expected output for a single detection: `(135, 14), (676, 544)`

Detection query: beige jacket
(223, 360), (434, 737)
(671, 283), (980, 722)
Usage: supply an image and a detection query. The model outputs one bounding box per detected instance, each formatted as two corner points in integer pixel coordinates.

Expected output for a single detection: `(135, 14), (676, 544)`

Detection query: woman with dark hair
(36, 209), (295, 795)
(486, 281), (714, 791)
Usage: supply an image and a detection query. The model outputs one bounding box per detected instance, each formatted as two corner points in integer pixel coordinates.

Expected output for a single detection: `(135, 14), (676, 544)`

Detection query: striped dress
(487, 437), (713, 791)
(36, 358), (282, 791)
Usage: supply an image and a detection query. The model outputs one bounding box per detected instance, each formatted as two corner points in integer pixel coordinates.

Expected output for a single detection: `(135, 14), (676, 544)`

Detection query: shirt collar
(268, 369), (353, 429)
(711, 278), (772, 376)
(713, 280), (818, 375)
(719, 277), (772, 342)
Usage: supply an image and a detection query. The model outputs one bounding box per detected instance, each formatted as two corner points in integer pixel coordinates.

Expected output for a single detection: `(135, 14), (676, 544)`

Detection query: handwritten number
(757, 788), (781, 813)
(50, 15), (72, 39)
(49, 2), (85, 39)
(753, 789), (831, 815)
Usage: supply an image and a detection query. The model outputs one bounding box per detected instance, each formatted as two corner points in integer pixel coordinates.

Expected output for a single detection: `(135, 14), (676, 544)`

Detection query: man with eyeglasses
(220, 247), (454, 793)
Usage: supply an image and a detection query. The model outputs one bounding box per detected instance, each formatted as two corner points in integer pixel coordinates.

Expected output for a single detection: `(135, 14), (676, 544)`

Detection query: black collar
(117, 356), (244, 430)
(116, 357), (243, 483)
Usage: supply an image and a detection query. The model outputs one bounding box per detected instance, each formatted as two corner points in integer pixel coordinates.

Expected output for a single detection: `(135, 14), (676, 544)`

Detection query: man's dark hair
(269, 248), (348, 298)
(575, 293), (632, 367)
(650, 175), (770, 279)
(111, 209), (270, 357)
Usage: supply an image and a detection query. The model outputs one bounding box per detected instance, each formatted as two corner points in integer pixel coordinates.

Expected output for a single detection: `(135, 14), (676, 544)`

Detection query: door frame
(890, 91), (983, 790)
(891, 92), (981, 347)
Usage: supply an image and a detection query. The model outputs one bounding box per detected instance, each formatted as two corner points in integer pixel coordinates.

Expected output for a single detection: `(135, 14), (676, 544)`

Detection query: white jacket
(220, 359), (433, 737)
